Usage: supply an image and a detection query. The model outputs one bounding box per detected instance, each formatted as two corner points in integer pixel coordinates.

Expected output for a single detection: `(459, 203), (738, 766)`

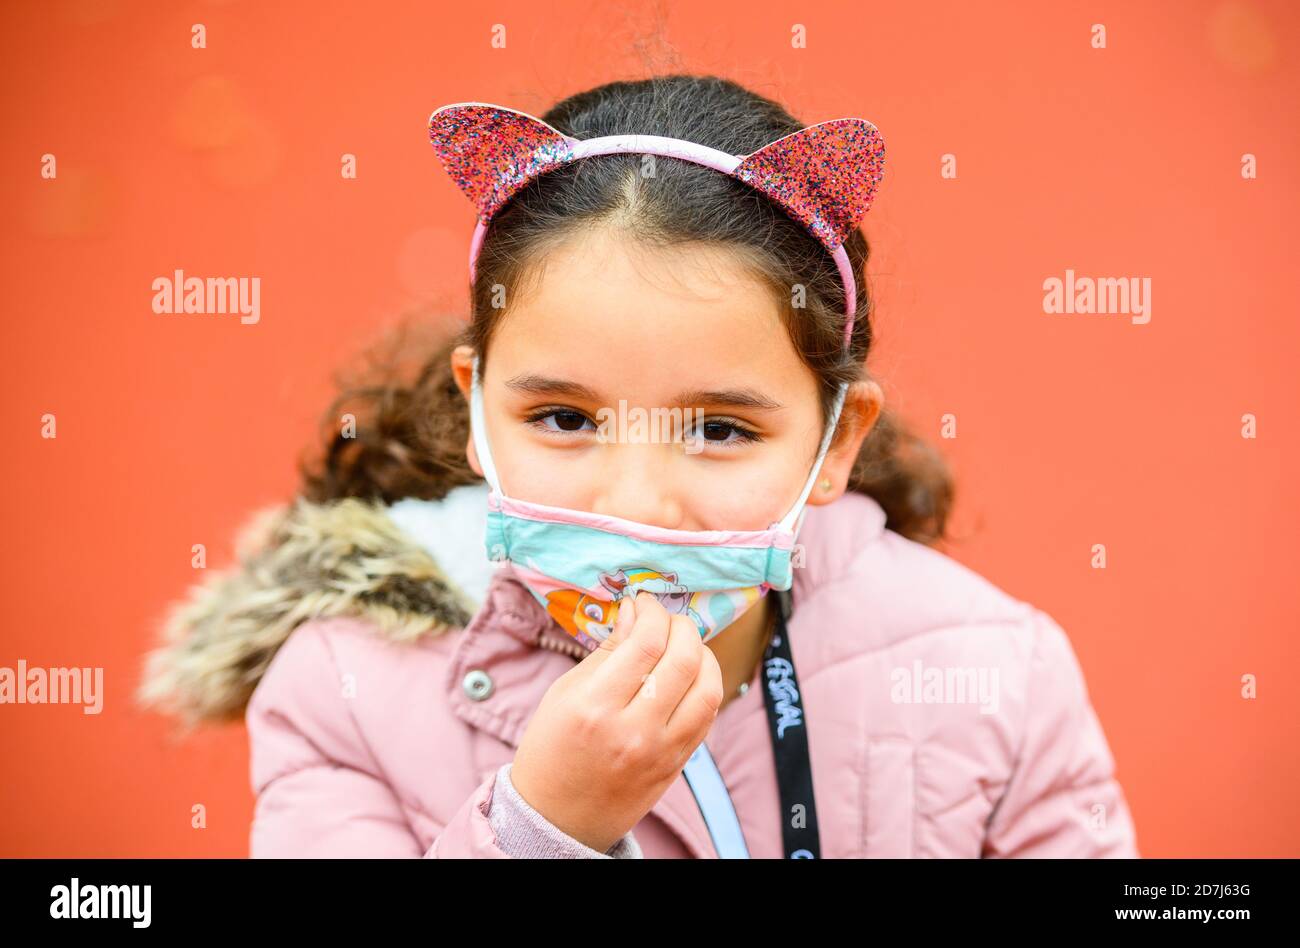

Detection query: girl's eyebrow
(504, 374), (783, 411)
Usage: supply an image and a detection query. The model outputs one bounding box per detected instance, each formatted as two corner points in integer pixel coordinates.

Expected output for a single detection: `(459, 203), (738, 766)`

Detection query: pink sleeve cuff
(487, 762), (643, 859)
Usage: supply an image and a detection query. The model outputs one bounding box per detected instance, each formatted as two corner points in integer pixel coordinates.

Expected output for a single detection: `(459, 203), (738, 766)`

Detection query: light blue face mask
(470, 355), (847, 650)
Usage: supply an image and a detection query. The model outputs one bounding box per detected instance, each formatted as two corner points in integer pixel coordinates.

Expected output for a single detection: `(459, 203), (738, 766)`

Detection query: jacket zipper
(534, 629), (588, 661)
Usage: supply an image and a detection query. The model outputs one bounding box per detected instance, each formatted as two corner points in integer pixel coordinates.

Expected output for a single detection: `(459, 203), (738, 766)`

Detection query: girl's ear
(449, 344), (484, 478)
(804, 379), (884, 507)
(450, 344), (475, 398)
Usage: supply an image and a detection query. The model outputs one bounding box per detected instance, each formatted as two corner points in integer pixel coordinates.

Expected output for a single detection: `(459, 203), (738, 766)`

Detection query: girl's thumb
(586, 596), (635, 662)
(605, 595), (637, 648)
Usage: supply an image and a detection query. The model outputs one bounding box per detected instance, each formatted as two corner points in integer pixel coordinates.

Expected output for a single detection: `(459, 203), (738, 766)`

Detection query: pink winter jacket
(140, 481), (1139, 858)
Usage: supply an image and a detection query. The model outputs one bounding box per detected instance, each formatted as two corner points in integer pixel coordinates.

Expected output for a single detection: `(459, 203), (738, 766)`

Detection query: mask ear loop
(469, 354), (506, 498)
(776, 379), (849, 534)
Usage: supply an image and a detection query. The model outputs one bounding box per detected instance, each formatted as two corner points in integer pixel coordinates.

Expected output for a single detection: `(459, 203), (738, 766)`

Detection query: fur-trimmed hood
(137, 484), (496, 730)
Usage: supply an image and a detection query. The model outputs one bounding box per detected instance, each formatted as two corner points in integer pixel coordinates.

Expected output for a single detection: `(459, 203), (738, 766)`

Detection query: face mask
(470, 354), (848, 649)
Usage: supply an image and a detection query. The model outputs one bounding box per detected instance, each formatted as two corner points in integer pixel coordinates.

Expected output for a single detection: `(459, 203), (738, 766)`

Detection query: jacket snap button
(462, 669), (495, 701)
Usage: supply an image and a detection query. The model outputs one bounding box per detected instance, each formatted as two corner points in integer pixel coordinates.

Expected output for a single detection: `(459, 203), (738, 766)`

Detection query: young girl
(138, 75), (1139, 858)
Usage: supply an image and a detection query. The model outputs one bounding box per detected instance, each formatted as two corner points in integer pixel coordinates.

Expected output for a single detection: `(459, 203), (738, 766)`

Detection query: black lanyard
(680, 590), (821, 858)
(760, 588), (821, 858)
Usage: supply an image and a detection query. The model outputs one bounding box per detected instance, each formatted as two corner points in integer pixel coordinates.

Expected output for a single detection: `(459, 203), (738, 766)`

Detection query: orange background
(1, 0), (1296, 857)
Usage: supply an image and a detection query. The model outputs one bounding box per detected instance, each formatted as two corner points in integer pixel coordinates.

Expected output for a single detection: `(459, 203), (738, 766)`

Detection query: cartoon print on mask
(541, 565), (764, 649)
(542, 587), (619, 647)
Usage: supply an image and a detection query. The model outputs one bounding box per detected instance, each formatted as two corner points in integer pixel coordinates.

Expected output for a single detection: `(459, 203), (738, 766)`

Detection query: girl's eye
(685, 418), (761, 448)
(525, 409), (596, 435)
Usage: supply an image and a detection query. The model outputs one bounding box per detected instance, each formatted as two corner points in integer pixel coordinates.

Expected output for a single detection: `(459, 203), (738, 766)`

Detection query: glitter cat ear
(427, 103), (577, 220)
(733, 118), (887, 252)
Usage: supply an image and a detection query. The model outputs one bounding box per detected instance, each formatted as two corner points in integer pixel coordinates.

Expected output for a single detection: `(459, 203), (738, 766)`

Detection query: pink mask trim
(490, 488), (797, 551)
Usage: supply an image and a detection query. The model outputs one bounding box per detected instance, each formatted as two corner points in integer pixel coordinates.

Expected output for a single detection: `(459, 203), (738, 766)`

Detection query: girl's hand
(509, 591), (725, 853)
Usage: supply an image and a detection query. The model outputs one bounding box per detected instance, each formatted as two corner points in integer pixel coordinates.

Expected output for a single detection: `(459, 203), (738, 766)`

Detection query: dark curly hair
(298, 75), (954, 544)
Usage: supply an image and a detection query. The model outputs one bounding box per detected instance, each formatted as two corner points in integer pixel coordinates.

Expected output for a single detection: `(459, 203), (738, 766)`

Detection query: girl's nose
(591, 440), (686, 530)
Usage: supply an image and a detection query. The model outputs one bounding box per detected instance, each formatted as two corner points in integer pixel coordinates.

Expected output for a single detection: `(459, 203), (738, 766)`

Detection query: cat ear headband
(426, 101), (886, 350)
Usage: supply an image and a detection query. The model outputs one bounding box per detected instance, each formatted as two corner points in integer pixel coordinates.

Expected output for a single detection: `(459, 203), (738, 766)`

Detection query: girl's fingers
(590, 592), (672, 708)
(590, 595), (636, 658)
(630, 612), (704, 723)
(665, 639), (724, 751)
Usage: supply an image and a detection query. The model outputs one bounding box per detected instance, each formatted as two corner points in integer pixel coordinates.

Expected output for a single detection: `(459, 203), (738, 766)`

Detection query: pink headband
(427, 101), (886, 350)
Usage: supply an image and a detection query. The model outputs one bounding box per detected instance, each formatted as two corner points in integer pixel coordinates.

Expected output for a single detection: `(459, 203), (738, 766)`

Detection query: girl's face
(451, 226), (881, 532)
